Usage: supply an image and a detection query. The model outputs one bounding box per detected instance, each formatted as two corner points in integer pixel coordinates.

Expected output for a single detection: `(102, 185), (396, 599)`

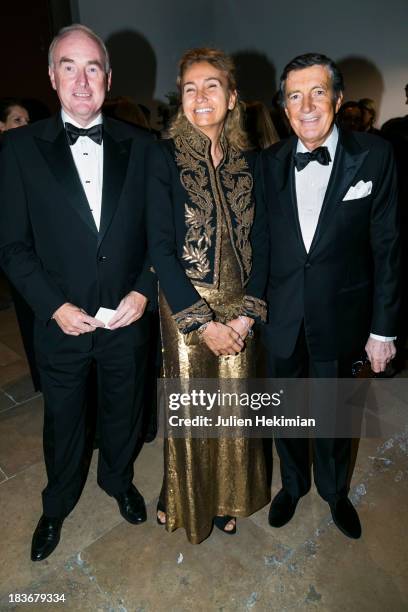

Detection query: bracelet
(197, 321), (212, 335)
(239, 315), (254, 337)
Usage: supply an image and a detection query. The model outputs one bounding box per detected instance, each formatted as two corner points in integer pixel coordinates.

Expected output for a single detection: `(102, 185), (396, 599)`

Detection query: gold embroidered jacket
(147, 122), (268, 333)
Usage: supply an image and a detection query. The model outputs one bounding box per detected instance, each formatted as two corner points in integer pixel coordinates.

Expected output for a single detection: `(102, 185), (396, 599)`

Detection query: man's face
(341, 107), (363, 131)
(49, 31), (111, 127)
(284, 65), (342, 150)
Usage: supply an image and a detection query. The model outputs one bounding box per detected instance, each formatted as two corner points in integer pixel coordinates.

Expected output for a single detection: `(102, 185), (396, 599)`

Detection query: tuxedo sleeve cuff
(369, 333), (397, 342)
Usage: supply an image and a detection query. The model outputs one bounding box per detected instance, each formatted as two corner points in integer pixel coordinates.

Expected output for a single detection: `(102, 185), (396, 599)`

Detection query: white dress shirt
(62, 110), (103, 231)
(295, 125), (394, 342)
(295, 125), (338, 253)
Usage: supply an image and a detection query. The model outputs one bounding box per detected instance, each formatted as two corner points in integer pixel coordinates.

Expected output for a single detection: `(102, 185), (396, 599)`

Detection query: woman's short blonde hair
(168, 48), (249, 151)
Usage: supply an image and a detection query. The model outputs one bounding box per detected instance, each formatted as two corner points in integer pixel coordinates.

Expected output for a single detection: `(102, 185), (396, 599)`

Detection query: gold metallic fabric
(159, 214), (270, 544)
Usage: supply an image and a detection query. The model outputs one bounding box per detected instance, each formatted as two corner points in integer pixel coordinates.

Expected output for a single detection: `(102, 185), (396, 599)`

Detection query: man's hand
(53, 303), (105, 336)
(201, 321), (244, 356)
(365, 337), (396, 373)
(226, 316), (254, 341)
(108, 291), (148, 330)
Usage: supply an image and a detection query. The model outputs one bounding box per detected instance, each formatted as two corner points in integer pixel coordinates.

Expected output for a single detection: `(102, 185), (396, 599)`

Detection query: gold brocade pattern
(171, 298), (213, 332)
(220, 152), (253, 276)
(241, 295), (267, 323)
(173, 120), (254, 288)
(160, 212), (270, 544)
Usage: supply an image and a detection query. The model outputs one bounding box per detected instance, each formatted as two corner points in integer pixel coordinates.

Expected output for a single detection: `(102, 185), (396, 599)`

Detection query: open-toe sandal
(156, 500), (166, 526)
(213, 515), (236, 535)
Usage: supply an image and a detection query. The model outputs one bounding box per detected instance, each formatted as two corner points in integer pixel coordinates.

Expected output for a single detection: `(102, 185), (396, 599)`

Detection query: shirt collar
(61, 109), (103, 129)
(296, 124), (338, 160)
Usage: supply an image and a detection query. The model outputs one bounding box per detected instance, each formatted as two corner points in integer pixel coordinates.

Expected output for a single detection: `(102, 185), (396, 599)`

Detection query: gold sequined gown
(159, 210), (270, 544)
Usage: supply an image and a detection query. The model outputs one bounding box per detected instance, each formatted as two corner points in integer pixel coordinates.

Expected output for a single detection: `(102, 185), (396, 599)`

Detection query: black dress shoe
(31, 515), (64, 562)
(329, 497), (361, 539)
(268, 489), (300, 528)
(114, 484), (147, 524)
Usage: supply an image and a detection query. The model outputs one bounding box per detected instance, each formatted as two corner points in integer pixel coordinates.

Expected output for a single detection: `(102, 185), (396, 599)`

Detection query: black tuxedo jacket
(0, 114), (156, 347)
(260, 129), (400, 361)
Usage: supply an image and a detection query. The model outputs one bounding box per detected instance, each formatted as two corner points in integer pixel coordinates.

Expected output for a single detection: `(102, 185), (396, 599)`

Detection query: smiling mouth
(195, 108), (213, 114)
(301, 117), (320, 124)
(73, 93), (91, 98)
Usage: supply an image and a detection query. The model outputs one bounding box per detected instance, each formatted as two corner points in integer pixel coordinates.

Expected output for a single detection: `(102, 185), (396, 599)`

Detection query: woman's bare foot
(157, 510), (166, 525)
(214, 515), (237, 534)
(223, 517), (236, 531)
(156, 500), (166, 525)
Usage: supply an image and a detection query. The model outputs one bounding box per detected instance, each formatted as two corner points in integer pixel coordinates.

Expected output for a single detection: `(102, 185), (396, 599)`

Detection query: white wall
(77, 0), (408, 126)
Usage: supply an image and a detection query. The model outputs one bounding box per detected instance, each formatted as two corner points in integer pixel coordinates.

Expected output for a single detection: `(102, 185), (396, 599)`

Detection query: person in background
(103, 96), (150, 130)
(382, 84), (408, 371)
(337, 100), (363, 131)
(244, 100), (280, 149)
(0, 98), (29, 133)
(147, 47), (270, 543)
(358, 98), (381, 135)
(270, 91), (291, 139)
(0, 98), (41, 388)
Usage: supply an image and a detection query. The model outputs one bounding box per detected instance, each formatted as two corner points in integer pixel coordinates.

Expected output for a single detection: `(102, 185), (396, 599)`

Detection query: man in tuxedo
(0, 25), (156, 561)
(261, 53), (399, 539)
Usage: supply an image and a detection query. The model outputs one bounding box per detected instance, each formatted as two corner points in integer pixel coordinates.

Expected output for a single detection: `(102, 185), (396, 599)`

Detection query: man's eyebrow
(287, 82), (328, 94)
(59, 57), (104, 69)
(59, 57), (74, 65)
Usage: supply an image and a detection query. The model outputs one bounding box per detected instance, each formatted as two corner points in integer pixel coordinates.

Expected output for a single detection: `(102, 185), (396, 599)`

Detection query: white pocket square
(342, 180), (373, 201)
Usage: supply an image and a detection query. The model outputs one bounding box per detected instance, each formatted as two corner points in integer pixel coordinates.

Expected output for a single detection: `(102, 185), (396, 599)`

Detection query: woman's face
(181, 61), (236, 139)
(0, 105), (29, 132)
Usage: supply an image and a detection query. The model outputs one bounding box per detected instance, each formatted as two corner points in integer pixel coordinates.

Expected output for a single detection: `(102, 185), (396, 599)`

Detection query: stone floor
(0, 288), (407, 611)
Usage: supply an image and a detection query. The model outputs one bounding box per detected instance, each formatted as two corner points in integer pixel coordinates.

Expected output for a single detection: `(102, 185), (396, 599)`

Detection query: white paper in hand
(94, 307), (116, 330)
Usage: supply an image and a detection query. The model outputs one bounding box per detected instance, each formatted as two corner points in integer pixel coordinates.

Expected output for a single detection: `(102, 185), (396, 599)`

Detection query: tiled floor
(0, 293), (407, 611)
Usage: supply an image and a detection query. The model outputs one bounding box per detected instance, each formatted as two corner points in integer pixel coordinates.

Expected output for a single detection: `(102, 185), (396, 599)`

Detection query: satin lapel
(34, 116), (98, 235)
(98, 125), (131, 245)
(308, 130), (369, 254)
(273, 136), (307, 254)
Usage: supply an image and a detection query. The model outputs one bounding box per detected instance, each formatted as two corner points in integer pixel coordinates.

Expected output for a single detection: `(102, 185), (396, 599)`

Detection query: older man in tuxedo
(261, 53), (399, 539)
(0, 25), (155, 560)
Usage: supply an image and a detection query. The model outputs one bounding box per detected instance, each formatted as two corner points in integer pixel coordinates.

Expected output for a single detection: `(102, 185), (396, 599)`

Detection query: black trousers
(266, 327), (353, 503)
(34, 321), (149, 518)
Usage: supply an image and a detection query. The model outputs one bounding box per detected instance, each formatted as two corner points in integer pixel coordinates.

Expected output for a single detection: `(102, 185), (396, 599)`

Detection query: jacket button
(98, 256), (107, 262)
(305, 263), (311, 269)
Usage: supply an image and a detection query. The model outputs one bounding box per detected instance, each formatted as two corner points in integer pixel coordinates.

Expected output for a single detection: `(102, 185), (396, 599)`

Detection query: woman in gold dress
(147, 48), (270, 543)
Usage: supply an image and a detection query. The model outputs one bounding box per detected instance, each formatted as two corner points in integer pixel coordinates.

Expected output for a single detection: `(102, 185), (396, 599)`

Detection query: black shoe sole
(118, 508), (147, 525)
(331, 515), (361, 539)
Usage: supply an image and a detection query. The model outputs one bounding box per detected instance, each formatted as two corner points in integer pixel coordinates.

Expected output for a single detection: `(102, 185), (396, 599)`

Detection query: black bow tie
(294, 146), (331, 171)
(65, 122), (103, 146)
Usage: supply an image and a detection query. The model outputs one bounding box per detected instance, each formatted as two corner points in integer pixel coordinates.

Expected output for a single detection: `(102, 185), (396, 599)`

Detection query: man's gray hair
(48, 24), (111, 74)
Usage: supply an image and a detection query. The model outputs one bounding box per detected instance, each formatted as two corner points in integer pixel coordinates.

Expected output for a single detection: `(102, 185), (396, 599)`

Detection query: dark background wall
(78, 0), (408, 126)
(1, 0), (407, 126)
(0, 0), (78, 116)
